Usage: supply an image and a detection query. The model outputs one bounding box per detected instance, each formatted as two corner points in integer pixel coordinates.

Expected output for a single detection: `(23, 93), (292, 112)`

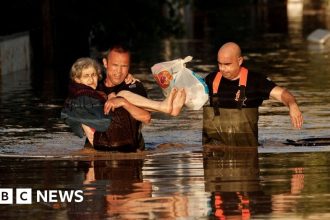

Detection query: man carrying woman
(61, 53), (186, 152)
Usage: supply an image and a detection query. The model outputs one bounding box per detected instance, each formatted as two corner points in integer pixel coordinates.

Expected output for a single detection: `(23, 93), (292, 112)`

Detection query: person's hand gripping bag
(151, 56), (209, 110)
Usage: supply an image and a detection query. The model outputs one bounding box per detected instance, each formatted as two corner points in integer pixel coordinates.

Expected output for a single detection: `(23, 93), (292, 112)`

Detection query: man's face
(217, 51), (242, 80)
(103, 50), (130, 86)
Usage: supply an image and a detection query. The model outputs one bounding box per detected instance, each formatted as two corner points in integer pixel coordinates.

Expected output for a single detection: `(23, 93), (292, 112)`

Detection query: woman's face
(75, 66), (98, 89)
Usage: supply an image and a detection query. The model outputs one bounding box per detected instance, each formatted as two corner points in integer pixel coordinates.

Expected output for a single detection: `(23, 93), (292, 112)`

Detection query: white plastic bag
(151, 56), (209, 110)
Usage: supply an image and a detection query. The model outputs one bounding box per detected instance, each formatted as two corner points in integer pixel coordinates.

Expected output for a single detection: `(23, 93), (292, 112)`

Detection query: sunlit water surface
(1, 7), (330, 220)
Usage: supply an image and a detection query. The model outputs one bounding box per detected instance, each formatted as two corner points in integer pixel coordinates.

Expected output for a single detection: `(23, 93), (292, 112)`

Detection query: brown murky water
(1, 2), (330, 219)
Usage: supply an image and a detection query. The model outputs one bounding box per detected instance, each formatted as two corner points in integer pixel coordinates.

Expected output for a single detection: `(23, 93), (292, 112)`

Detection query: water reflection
(259, 152), (330, 219)
(203, 146), (271, 219)
(142, 152), (208, 218)
(68, 159), (153, 219)
(0, 150), (330, 219)
(69, 155), (204, 219)
(287, 0), (303, 42)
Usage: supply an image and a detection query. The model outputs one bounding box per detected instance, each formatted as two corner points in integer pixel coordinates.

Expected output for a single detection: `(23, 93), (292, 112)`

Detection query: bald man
(203, 42), (303, 147)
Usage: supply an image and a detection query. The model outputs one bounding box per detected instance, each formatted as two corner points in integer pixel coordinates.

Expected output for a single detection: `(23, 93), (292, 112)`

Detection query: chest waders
(203, 67), (259, 147)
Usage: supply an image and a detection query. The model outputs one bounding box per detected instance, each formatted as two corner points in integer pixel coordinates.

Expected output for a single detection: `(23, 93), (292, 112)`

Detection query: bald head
(217, 42), (243, 80)
(218, 42), (241, 58)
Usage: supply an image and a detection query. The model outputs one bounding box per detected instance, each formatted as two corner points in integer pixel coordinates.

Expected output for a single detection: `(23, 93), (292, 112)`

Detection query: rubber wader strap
(212, 67), (249, 111)
(212, 67), (248, 94)
(212, 72), (223, 94)
(237, 68), (248, 109)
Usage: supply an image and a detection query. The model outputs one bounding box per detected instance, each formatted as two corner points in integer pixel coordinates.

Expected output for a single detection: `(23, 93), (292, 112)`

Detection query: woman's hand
(107, 92), (117, 100)
(104, 97), (127, 114)
(125, 73), (140, 84)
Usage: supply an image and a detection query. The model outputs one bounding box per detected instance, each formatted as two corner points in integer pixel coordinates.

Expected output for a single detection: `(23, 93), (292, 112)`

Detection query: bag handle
(182, 56), (193, 63)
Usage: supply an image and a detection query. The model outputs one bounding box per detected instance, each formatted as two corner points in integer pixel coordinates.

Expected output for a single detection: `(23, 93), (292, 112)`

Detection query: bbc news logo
(0, 188), (84, 204)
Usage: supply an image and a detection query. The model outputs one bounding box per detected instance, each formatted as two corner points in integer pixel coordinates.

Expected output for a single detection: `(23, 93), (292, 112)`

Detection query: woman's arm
(104, 97), (151, 124)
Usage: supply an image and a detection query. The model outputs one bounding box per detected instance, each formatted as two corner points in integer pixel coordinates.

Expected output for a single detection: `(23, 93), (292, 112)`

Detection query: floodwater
(1, 2), (330, 220)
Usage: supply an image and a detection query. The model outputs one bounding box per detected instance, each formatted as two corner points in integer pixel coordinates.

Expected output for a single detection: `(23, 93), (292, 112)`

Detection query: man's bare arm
(270, 86), (303, 129)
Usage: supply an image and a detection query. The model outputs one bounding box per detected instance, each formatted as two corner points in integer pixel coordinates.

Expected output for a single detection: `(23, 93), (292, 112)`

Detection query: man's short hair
(104, 44), (131, 59)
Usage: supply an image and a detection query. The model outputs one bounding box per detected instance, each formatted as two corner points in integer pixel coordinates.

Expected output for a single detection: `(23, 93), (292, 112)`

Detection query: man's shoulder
(248, 70), (266, 78)
(246, 70), (277, 92)
(125, 81), (145, 90)
(114, 81), (147, 97)
(206, 71), (217, 78)
(205, 71), (218, 84)
(127, 81), (148, 97)
(247, 70), (274, 83)
(98, 80), (147, 97)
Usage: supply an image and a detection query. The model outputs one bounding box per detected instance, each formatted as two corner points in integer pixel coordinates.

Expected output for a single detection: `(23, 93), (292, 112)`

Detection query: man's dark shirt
(97, 81), (148, 98)
(205, 71), (276, 108)
(96, 80), (148, 151)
